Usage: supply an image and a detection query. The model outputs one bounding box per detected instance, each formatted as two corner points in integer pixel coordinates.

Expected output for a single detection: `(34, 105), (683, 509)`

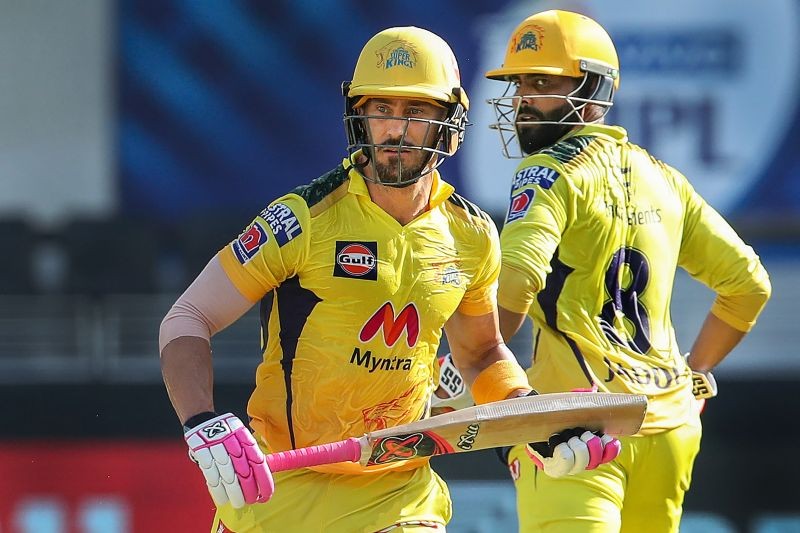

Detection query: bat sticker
(457, 423), (480, 450)
(367, 431), (454, 464)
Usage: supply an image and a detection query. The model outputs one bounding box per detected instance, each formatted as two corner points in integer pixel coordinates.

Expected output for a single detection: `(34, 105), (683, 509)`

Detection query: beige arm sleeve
(158, 255), (256, 353)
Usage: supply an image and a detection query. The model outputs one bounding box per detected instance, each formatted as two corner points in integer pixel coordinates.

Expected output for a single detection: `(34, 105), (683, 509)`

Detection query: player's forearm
(498, 305), (527, 342)
(160, 336), (215, 425)
(686, 312), (746, 373)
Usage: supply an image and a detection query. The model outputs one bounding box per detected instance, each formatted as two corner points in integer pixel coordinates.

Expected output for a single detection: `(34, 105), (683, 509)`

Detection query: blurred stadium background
(0, 0), (798, 531)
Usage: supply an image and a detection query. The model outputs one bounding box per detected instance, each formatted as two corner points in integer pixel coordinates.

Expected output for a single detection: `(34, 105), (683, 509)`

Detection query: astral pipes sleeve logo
(359, 302), (420, 348)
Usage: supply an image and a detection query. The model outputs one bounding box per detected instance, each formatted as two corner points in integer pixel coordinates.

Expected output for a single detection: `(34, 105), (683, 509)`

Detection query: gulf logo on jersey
(506, 189), (535, 223)
(334, 241), (378, 280)
(359, 302), (420, 348)
(232, 221), (268, 264)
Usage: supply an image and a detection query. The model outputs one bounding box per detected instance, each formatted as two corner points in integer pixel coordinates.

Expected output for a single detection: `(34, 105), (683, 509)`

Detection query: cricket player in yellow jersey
(159, 26), (619, 532)
(480, 10), (772, 532)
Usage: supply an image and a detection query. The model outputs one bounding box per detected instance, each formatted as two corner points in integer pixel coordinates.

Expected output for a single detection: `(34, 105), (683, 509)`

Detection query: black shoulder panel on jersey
(447, 192), (493, 223)
(289, 165), (349, 208)
(539, 136), (595, 165)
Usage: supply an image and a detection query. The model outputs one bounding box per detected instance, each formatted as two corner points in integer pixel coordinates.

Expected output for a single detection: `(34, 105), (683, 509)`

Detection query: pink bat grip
(265, 437), (362, 472)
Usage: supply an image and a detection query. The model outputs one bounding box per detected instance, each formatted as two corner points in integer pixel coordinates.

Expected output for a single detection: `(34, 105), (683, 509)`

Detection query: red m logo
(359, 302), (420, 347)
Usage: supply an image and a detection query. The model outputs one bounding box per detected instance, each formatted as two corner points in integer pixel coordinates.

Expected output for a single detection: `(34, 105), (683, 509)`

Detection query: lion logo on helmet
(375, 40), (418, 70)
(513, 25), (546, 53)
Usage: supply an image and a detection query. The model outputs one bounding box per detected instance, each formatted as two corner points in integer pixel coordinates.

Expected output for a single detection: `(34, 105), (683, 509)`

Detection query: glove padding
(431, 353), (474, 415)
(184, 413), (274, 508)
(526, 427), (621, 478)
(691, 369), (717, 400)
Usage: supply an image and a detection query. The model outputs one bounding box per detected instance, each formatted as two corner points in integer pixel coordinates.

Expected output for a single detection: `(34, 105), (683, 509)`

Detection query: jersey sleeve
(217, 194), (310, 302)
(457, 215), (501, 316)
(673, 166), (771, 331)
(498, 159), (571, 314)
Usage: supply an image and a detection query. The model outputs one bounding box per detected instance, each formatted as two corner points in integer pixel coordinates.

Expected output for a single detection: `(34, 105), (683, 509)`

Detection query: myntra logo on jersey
(506, 189), (534, 223)
(260, 203), (302, 247)
(350, 302), (419, 373)
(512, 165), (560, 190)
(334, 241), (378, 280)
(232, 221), (268, 264)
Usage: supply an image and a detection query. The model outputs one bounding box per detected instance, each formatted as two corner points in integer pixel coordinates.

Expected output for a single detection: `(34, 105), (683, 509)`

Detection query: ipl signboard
(463, 0), (800, 216)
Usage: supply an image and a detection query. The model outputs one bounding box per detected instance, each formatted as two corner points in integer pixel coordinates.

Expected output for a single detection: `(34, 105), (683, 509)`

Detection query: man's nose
(382, 116), (409, 138)
(514, 93), (530, 110)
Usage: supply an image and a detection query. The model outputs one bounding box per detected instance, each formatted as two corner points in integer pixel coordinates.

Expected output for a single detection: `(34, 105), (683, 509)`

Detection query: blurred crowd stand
(0, 213), (261, 384)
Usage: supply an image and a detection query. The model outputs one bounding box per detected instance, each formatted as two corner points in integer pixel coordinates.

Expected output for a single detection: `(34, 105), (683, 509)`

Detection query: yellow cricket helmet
(485, 10), (620, 158)
(346, 26), (469, 110)
(486, 10), (619, 93)
(342, 26), (469, 186)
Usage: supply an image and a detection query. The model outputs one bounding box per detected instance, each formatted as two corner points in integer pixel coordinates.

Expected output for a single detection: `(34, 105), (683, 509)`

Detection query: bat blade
(359, 392), (647, 466)
(265, 392), (647, 472)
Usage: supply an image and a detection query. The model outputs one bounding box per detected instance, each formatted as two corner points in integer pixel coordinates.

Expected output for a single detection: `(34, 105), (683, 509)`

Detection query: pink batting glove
(524, 386), (621, 477)
(184, 413), (274, 508)
(526, 428), (621, 477)
(570, 385), (621, 467)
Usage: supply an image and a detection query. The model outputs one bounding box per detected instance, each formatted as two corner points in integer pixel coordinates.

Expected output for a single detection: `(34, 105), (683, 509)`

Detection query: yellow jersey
(218, 156), (500, 473)
(498, 124), (770, 433)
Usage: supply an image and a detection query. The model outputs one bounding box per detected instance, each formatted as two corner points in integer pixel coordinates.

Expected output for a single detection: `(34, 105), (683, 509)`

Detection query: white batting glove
(684, 354), (718, 412)
(691, 369), (718, 400)
(184, 413), (274, 509)
(526, 428), (621, 478)
(431, 353), (474, 414)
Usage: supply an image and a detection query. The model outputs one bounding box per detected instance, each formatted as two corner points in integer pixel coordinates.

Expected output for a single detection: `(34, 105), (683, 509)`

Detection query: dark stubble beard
(516, 102), (579, 155)
(371, 139), (432, 187)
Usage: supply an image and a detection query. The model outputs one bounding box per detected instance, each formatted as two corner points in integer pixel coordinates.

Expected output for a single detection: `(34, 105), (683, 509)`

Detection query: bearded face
(514, 100), (579, 155)
(370, 136), (435, 187)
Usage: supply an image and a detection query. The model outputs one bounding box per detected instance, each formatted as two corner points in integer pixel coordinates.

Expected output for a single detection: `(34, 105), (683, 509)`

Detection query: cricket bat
(265, 392), (647, 472)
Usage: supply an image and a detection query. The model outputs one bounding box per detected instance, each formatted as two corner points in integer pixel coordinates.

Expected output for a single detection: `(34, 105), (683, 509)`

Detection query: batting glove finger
(600, 433), (621, 463)
(527, 427), (622, 478)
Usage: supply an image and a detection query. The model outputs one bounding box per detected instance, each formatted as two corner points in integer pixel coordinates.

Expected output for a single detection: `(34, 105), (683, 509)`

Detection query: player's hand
(431, 353), (474, 415)
(184, 413), (274, 508)
(526, 428), (621, 477)
(691, 369), (717, 400)
(692, 370), (717, 414)
(685, 353), (718, 413)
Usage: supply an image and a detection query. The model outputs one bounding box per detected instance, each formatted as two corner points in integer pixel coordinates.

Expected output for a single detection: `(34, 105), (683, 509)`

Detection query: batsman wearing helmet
(159, 26), (618, 532)
(484, 10), (771, 532)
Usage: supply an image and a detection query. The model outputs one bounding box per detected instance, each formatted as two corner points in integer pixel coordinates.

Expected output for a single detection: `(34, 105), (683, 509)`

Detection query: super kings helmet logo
(359, 302), (420, 347)
(375, 40), (417, 70)
(513, 26), (545, 53)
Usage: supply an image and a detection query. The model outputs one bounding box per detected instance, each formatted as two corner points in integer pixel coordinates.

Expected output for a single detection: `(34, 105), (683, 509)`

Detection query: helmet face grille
(343, 103), (468, 186)
(487, 74), (614, 159)
(342, 27), (470, 185)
